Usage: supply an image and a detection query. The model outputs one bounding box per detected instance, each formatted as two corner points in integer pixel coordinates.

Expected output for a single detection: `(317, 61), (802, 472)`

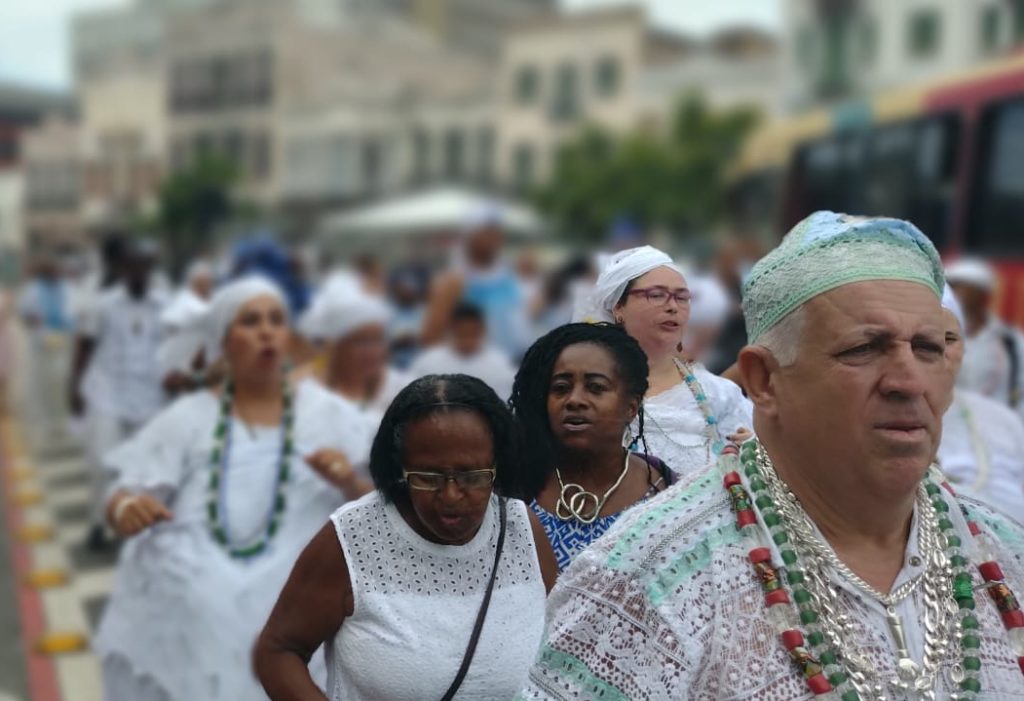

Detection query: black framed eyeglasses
(402, 468), (497, 491)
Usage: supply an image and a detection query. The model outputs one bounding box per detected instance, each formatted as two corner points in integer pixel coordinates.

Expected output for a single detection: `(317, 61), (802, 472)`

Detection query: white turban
(204, 277), (288, 362)
(572, 245), (685, 323)
(945, 258), (996, 292)
(299, 271), (393, 342)
(942, 283), (966, 333)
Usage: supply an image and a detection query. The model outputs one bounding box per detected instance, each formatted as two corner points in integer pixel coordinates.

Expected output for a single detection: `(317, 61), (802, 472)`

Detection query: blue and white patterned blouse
(529, 457), (672, 572)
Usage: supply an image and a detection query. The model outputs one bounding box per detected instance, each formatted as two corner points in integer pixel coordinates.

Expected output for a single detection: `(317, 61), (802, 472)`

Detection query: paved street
(1, 330), (116, 701)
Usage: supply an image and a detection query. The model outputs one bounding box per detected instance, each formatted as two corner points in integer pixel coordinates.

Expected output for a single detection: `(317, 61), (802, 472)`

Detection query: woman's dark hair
(369, 374), (522, 502)
(508, 323), (650, 498)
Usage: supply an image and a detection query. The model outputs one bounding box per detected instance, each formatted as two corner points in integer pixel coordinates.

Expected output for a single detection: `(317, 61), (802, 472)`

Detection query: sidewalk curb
(1, 419), (63, 701)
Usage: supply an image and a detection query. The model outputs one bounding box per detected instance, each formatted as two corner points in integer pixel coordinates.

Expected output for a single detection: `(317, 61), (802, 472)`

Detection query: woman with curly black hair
(509, 323), (674, 571)
(254, 374), (557, 701)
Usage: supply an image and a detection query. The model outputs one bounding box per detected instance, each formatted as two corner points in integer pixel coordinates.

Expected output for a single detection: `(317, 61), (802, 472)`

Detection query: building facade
(783, 0), (1022, 108)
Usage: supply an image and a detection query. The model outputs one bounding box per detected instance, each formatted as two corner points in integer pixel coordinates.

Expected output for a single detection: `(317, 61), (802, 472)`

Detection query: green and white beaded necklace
(720, 439), (1024, 700)
(206, 379), (294, 559)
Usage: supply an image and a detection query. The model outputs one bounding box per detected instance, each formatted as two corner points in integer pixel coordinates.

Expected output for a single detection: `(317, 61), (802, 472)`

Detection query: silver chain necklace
(757, 446), (962, 700)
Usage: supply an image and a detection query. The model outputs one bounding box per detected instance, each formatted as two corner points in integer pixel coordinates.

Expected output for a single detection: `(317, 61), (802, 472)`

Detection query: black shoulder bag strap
(1001, 330), (1021, 408)
(440, 497), (507, 701)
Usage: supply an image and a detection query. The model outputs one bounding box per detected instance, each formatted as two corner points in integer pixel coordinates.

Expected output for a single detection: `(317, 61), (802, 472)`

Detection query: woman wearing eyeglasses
(254, 374), (558, 701)
(575, 246), (753, 477)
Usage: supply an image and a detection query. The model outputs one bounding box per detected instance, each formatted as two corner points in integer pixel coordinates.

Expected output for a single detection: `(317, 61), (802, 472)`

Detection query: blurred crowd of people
(4, 207), (1024, 700)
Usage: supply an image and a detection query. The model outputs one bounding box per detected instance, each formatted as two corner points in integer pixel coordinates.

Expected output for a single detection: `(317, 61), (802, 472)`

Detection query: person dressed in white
(684, 272), (735, 370)
(574, 245), (752, 476)
(95, 277), (375, 701)
(156, 260), (215, 391)
(253, 374), (557, 701)
(298, 271), (409, 427)
(70, 242), (169, 550)
(409, 302), (516, 401)
(947, 258), (1024, 420)
(523, 212), (1024, 700)
(939, 285), (1024, 517)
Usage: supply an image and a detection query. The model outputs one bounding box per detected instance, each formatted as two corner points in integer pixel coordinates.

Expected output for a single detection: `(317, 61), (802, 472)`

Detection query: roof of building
(0, 83), (76, 125)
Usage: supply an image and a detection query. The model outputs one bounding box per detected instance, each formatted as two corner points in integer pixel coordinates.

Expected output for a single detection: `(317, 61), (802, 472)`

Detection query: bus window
(794, 132), (867, 216)
(787, 116), (958, 247)
(864, 123), (916, 220)
(910, 115), (958, 250)
(970, 99), (1024, 255)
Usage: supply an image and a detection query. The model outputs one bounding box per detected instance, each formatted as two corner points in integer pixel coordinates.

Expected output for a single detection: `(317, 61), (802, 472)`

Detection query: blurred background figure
(531, 255), (595, 339)
(230, 238), (311, 317)
(69, 240), (167, 551)
(157, 259), (215, 393)
(386, 265), (428, 370)
(421, 208), (530, 361)
(410, 301), (516, 401)
(939, 285), (1024, 517)
(947, 258), (1024, 421)
(683, 272), (734, 368)
(299, 271), (408, 428)
(17, 257), (73, 450)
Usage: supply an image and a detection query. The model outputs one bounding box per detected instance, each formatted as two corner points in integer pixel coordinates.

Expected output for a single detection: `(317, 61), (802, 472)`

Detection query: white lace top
(635, 365), (753, 477)
(520, 469), (1024, 700)
(327, 492), (546, 700)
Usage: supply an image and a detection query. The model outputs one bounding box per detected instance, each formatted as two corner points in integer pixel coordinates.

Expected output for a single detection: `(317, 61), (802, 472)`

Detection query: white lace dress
(635, 364), (753, 477)
(94, 380), (373, 701)
(520, 468), (1024, 700)
(326, 492), (547, 700)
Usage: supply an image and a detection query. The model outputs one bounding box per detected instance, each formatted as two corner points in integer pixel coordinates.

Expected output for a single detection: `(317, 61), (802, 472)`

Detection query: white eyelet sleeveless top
(325, 492), (546, 700)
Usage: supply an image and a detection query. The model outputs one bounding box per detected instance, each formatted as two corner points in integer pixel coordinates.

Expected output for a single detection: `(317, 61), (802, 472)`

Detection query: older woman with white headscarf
(95, 277), (375, 701)
(299, 272), (409, 426)
(575, 246), (752, 476)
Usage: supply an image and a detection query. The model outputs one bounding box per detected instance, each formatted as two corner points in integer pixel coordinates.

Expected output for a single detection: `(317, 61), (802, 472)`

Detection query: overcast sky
(0, 0), (782, 91)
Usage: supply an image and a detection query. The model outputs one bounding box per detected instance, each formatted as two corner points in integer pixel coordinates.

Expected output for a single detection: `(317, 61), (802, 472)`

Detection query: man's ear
(738, 345), (780, 419)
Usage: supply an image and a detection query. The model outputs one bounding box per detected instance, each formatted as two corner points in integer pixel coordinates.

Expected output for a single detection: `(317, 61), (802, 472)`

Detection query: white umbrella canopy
(319, 186), (544, 237)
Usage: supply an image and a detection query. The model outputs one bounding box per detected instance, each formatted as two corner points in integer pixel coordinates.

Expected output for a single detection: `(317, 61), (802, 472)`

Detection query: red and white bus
(730, 52), (1024, 324)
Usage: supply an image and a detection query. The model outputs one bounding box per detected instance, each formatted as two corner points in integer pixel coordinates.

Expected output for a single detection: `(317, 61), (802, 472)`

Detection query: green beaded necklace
(720, 439), (1024, 700)
(206, 379), (294, 559)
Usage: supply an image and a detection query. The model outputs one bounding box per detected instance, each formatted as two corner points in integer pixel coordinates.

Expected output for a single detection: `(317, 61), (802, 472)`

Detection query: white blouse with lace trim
(327, 492), (546, 700)
(634, 364), (752, 477)
(520, 469), (1024, 700)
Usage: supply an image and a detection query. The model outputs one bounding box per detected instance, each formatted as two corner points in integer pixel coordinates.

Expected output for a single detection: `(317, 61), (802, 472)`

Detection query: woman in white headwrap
(298, 272), (409, 426)
(95, 277), (375, 701)
(575, 246), (752, 476)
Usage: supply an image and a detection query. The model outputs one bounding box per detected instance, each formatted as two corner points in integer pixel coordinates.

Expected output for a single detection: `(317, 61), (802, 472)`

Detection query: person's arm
(68, 335), (95, 416)
(420, 272), (463, 347)
(107, 490), (173, 537)
(253, 522), (353, 701)
(305, 449), (374, 500)
(527, 508), (559, 593)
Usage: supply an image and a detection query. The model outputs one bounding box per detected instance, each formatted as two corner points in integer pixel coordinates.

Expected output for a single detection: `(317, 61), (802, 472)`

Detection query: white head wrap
(572, 245), (685, 323)
(299, 271), (393, 342)
(945, 258), (996, 292)
(687, 274), (733, 329)
(203, 277), (288, 363)
(941, 283), (966, 333)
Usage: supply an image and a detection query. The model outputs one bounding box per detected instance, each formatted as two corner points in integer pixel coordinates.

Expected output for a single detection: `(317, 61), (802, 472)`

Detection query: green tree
(155, 154), (238, 274)
(535, 94), (760, 243)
